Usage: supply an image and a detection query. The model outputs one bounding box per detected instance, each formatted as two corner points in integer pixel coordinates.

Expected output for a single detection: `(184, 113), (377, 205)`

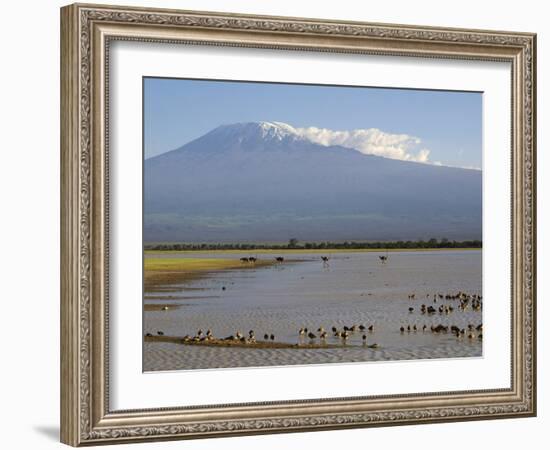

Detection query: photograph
(143, 78), (484, 371)
(54, 2), (537, 446)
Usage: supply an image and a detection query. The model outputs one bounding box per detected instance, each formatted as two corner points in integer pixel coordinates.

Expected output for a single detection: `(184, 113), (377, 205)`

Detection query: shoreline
(144, 257), (279, 292)
(145, 247), (482, 255)
(144, 334), (377, 349)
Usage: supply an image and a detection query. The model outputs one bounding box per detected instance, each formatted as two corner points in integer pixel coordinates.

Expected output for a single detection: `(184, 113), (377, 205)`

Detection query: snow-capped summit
(256, 121), (300, 139)
(155, 121), (316, 160)
(205, 121), (305, 146)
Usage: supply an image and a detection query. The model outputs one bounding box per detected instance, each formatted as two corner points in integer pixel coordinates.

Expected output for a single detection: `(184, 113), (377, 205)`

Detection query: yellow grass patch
(144, 257), (275, 291)
(145, 257), (251, 272)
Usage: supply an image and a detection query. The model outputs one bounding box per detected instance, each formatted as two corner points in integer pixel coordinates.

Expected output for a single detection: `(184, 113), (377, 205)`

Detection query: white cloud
(295, 126), (432, 164)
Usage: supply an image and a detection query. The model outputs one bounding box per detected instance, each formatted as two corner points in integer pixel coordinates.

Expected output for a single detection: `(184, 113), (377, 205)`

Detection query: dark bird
(145, 333), (152, 337)
(359, 325), (366, 331)
(307, 332), (316, 339)
(400, 326), (405, 333)
(222, 286), (226, 291)
(264, 334), (269, 340)
(378, 255), (388, 263)
(409, 307), (414, 313)
(156, 331), (164, 336)
(270, 334), (275, 341)
(368, 325), (374, 332)
(362, 334), (367, 343)
(276, 257), (284, 263)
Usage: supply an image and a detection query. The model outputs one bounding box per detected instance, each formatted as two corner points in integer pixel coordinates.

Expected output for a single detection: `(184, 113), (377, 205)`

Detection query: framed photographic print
(60, 3), (537, 446)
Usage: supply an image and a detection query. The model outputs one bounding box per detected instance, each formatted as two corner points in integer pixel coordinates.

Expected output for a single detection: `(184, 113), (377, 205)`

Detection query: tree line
(145, 238), (482, 251)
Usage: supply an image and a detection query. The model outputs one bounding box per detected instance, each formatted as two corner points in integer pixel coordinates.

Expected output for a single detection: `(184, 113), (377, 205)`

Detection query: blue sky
(144, 77), (482, 169)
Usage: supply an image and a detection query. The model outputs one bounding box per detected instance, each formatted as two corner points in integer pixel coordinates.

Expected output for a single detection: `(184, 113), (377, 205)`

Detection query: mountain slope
(144, 122), (482, 242)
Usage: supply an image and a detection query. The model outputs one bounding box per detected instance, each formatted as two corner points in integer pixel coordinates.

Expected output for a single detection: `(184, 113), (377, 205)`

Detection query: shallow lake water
(143, 250), (482, 371)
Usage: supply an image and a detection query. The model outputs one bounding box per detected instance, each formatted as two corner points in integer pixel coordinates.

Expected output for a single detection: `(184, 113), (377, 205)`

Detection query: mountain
(144, 121), (482, 243)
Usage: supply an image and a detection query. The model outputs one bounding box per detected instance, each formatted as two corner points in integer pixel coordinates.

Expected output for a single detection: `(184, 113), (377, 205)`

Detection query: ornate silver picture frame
(60, 3), (536, 446)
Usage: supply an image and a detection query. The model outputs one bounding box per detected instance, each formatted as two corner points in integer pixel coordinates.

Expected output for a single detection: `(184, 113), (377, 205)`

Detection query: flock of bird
(146, 328), (275, 344)
(406, 291), (483, 315)
(239, 255), (331, 265)
(146, 324), (381, 348)
(298, 324), (379, 348)
(239, 253), (393, 267)
(399, 323), (483, 340)
(401, 291), (483, 341)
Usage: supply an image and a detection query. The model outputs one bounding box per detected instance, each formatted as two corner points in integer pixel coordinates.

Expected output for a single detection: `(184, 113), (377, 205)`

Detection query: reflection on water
(144, 250), (482, 371)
